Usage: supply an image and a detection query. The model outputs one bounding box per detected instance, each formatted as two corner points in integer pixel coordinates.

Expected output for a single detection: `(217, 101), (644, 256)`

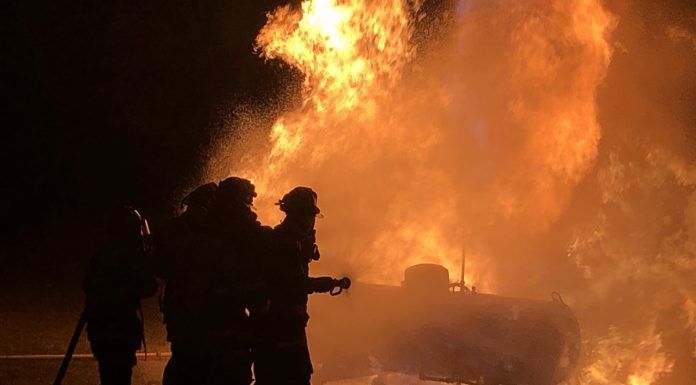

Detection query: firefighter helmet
(217, 177), (257, 206)
(182, 182), (218, 209)
(277, 187), (321, 217)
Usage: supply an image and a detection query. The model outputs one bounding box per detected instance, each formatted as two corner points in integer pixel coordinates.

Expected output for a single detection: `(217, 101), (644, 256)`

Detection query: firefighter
(83, 206), (158, 385)
(159, 182), (218, 385)
(161, 177), (268, 385)
(252, 187), (350, 385)
(156, 182), (218, 280)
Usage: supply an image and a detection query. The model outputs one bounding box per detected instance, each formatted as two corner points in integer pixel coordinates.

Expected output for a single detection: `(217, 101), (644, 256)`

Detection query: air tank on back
(309, 264), (581, 385)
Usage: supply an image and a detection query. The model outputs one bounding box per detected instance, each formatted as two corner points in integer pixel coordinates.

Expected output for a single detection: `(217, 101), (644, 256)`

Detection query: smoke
(205, 0), (696, 383)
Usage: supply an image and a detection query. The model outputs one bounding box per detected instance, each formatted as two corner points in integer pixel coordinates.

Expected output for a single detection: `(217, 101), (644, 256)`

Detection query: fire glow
(207, 0), (696, 384)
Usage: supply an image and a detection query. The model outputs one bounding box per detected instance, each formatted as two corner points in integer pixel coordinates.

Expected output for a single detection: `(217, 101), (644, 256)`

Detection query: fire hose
(52, 310), (86, 385)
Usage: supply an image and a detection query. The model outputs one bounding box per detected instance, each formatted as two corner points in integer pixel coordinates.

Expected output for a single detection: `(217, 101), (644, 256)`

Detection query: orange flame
(580, 325), (674, 385)
(205, 0), (695, 384)
(233, 0), (615, 288)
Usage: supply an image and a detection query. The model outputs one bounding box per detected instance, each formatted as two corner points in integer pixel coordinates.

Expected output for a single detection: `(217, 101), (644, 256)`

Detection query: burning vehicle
(309, 264), (581, 385)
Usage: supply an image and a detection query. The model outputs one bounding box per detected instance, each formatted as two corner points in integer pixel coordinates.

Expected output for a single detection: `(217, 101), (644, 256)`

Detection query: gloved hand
(336, 277), (351, 290)
(310, 276), (338, 293)
(329, 277), (351, 296)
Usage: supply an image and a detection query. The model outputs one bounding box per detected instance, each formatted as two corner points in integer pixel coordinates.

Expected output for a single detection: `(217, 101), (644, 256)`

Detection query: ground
(0, 283), (436, 385)
(0, 282), (167, 385)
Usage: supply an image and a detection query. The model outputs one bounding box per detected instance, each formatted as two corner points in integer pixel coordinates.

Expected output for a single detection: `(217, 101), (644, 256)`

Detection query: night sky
(2, 1), (302, 281)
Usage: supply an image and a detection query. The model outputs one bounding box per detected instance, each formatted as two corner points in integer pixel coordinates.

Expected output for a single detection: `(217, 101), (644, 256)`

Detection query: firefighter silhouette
(252, 187), (350, 385)
(158, 182), (217, 385)
(83, 206), (158, 385)
(160, 178), (269, 385)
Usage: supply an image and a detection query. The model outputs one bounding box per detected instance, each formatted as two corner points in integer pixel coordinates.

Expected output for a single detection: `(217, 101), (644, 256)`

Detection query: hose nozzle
(330, 277), (352, 296)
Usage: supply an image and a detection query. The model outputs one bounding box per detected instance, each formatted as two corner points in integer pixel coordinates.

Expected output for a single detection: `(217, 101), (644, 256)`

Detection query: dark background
(2, 1), (301, 283)
(3, 0), (293, 228)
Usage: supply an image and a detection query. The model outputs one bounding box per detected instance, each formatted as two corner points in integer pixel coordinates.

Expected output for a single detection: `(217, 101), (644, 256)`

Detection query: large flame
(206, 0), (695, 384)
(248, 0), (416, 200)
(239, 0), (614, 287)
(241, 0), (466, 283)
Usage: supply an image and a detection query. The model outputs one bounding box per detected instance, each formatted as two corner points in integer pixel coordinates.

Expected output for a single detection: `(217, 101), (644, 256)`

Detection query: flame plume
(236, 0), (615, 286)
(248, 0), (415, 194)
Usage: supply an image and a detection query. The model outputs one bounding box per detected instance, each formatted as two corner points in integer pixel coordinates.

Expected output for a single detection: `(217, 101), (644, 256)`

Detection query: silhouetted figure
(156, 183), (218, 282)
(84, 206), (158, 385)
(160, 178), (268, 385)
(253, 187), (350, 385)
